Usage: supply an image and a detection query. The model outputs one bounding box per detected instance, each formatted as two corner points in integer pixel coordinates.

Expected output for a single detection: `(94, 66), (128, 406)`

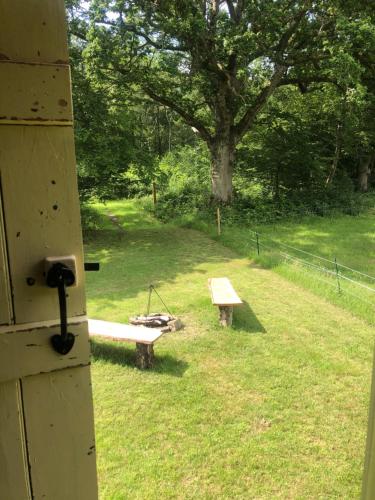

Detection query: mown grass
(85, 200), (374, 499)
(173, 205), (375, 325)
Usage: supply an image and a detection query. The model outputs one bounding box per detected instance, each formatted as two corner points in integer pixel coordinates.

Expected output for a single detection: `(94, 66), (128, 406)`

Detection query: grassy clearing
(85, 200), (374, 499)
(173, 207), (375, 325)
(252, 212), (375, 275)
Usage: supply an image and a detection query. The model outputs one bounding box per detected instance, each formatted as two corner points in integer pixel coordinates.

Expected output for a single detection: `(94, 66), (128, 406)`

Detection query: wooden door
(363, 357), (375, 498)
(0, 1), (98, 498)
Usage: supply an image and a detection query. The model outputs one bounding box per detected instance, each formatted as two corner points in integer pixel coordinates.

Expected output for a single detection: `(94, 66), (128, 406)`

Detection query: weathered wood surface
(0, 318), (90, 384)
(0, 2), (98, 496)
(0, 0), (69, 65)
(22, 366), (98, 500)
(0, 126), (86, 324)
(0, 380), (31, 500)
(136, 343), (154, 369)
(219, 305), (234, 327)
(88, 319), (164, 345)
(0, 62), (72, 125)
(209, 277), (242, 306)
(0, 187), (12, 325)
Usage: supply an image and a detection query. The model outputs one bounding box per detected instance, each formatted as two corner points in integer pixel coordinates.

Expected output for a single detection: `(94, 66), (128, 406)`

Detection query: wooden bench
(88, 319), (165, 369)
(208, 277), (243, 326)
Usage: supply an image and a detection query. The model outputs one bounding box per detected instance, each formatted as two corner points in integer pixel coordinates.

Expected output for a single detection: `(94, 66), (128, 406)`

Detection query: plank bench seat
(208, 277), (242, 326)
(88, 319), (165, 369)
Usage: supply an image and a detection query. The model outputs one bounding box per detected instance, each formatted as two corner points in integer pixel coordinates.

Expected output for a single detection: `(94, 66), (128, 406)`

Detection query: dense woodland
(67, 0), (375, 222)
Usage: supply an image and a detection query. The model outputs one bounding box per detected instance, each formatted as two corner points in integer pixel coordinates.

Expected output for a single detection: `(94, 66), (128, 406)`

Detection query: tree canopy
(68, 0), (375, 208)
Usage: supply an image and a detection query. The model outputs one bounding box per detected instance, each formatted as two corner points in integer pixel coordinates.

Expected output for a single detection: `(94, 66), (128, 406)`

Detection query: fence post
(217, 207), (221, 236)
(152, 181), (157, 206)
(334, 257), (341, 294)
(256, 232), (260, 255)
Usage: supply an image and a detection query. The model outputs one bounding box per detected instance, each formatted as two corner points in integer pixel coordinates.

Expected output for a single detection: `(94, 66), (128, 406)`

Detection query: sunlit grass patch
(177, 207), (375, 325)
(85, 200), (374, 499)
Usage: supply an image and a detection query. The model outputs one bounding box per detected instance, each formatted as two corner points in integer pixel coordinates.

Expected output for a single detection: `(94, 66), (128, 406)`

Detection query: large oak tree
(82, 0), (373, 202)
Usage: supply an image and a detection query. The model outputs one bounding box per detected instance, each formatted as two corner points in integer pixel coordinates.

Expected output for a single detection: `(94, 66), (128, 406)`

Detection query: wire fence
(248, 230), (375, 302)
(215, 209), (374, 311)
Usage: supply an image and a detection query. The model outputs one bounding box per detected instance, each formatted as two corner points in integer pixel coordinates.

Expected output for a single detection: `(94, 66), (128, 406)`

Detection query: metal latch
(46, 259), (76, 355)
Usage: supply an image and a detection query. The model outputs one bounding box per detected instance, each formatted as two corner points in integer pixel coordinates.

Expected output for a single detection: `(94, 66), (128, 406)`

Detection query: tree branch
(274, 1), (312, 57)
(234, 64), (287, 139)
(233, 2), (313, 139)
(226, 0), (244, 24)
(278, 76), (343, 91)
(97, 20), (188, 52)
(143, 87), (213, 143)
(285, 54), (331, 66)
(69, 27), (88, 42)
(226, 0), (236, 20)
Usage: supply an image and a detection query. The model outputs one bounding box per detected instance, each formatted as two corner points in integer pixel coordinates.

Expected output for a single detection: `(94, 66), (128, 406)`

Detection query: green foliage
(70, 43), (150, 201)
(150, 141), (371, 225)
(159, 146), (209, 191)
(152, 144), (211, 219)
(79, 0), (375, 202)
(80, 203), (105, 231)
(68, 1), (375, 208)
(68, 8), (196, 203)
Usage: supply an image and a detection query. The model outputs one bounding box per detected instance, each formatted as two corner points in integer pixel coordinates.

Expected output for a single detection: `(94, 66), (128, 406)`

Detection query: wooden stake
(217, 207), (221, 236)
(219, 306), (233, 327)
(152, 181), (157, 206)
(136, 343), (154, 369)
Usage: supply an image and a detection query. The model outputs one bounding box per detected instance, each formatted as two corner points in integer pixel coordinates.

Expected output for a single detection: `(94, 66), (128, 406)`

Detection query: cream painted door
(0, 1), (98, 499)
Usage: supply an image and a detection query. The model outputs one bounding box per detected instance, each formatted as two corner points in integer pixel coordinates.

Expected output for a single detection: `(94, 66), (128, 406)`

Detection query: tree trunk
(326, 121), (342, 185)
(219, 306), (233, 327)
(210, 137), (235, 203)
(358, 153), (374, 192)
(135, 343), (154, 369)
(273, 163), (280, 202)
(326, 100), (347, 186)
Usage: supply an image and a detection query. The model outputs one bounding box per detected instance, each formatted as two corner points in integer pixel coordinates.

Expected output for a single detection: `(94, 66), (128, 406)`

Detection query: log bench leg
(218, 306), (233, 327)
(136, 343), (154, 369)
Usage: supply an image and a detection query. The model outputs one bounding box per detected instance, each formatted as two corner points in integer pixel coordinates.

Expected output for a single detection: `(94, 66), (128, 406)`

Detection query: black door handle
(84, 262), (100, 271)
(46, 263), (75, 355)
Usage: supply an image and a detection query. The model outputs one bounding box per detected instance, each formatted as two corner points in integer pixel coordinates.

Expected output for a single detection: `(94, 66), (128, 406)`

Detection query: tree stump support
(219, 306), (233, 327)
(135, 343), (154, 369)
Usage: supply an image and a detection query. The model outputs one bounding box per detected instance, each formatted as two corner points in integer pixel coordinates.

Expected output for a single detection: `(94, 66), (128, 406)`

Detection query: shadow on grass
(83, 229), (125, 244)
(90, 340), (188, 377)
(84, 227), (234, 303)
(232, 300), (266, 333)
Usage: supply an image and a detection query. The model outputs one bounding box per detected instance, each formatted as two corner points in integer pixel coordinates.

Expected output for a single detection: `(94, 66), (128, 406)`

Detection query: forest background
(66, 0), (375, 225)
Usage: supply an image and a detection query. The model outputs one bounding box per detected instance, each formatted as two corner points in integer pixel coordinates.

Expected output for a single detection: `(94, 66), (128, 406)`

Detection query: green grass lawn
(252, 213), (375, 275)
(85, 200), (374, 499)
(176, 207), (375, 325)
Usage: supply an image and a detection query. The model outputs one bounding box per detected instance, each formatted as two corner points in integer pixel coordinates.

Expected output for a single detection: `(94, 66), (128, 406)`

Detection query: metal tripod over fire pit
(130, 284), (182, 332)
(146, 284), (173, 317)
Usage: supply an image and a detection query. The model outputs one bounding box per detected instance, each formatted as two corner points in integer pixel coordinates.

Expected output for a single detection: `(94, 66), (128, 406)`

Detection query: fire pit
(130, 313), (182, 333)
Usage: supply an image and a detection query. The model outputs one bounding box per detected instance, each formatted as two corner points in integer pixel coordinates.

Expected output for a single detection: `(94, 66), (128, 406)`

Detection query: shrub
(80, 204), (103, 231)
(153, 145), (211, 220)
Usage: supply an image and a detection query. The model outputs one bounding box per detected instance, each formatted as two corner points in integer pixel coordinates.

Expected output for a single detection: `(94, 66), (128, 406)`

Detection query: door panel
(0, 126), (86, 324)
(0, 184), (12, 325)
(0, 1), (98, 498)
(21, 366), (97, 500)
(0, 62), (73, 125)
(0, 380), (31, 500)
(0, 0), (69, 64)
(0, 320), (90, 384)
